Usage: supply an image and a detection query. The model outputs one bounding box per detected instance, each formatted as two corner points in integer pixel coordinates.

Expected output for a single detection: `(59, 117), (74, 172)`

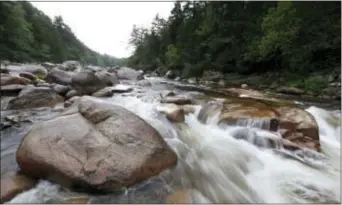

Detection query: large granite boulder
(16, 96), (177, 192)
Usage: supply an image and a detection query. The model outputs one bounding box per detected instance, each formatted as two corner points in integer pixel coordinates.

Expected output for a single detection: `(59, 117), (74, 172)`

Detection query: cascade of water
(6, 94), (341, 204)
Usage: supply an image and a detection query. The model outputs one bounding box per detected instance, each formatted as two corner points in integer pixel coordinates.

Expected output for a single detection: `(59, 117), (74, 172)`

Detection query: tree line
(128, 1), (341, 77)
(0, 1), (126, 67)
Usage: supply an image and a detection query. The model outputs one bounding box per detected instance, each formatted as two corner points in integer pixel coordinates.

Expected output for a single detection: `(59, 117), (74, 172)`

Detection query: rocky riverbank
(0, 61), (340, 203)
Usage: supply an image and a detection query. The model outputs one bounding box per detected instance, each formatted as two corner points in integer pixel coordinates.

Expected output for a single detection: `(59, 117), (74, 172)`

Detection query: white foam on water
(7, 96), (340, 204)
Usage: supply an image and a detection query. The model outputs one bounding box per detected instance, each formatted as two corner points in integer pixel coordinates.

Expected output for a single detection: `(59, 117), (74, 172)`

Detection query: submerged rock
(16, 96), (177, 192)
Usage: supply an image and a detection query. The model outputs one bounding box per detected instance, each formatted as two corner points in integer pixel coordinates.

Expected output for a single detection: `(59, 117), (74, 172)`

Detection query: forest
(128, 1), (341, 79)
(0, 1), (126, 66)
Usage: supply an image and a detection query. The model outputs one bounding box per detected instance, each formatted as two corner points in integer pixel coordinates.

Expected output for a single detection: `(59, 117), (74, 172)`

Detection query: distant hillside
(0, 1), (126, 66)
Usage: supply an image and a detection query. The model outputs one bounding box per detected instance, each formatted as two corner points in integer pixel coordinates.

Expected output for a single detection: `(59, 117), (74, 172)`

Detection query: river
(1, 77), (340, 203)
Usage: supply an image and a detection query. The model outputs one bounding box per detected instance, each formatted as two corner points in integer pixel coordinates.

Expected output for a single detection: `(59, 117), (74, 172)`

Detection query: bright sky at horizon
(31, 1), (174, 58)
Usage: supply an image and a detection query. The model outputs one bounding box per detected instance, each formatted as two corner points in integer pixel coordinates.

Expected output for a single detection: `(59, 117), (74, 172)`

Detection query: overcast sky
(31, 1), (174, 58)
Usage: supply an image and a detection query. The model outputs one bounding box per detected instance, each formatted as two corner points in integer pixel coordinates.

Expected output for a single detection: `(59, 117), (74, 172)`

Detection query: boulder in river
(71, 71), (118, 95)
(198, 98), (320, 151)
(275, 106), (320, 151)
(53, 84), (71, 96)
(16, 96), (177, 192)
(45, 67), (73, 85)
(6, 86), (64, 110)
(61, 61), (82, 72)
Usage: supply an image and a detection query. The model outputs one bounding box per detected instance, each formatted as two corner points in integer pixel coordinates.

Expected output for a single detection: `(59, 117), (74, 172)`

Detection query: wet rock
(116, 67), (143, 80)
(111, 84), (133, 93)
(95, 70), (119, 86)
(19, 72), (37, 81)
(41, 62), (56, 69)
(165, 70), (176, 79)
(61, 61), (82, 72)
(160, 96), (193, 105)
(276, 87), (304, 95)
(71, 71), (108, 95)
(6, 86), (64, 110)
(136, 79), (152, 87)
(161, 90), (176, 98)
(0, 84), (27, 96)
(157, 104), (185, 123)
(64, 96), (81, 108)
(166, 189), (191, 204)
(53, 84), (70, 96)
(1, 75), (31, 86)
(275, 107), (320, 151)
(85, 65), (103, 72)
(45, 68), (73, 85)
(218, 99), (278, 128)
(0, 173), (36, 203)
(197, 102), (222, 123)
(17, 96), (177, 192)
(174, 77), (181, 81)
(92, 87), (114, 97)
(65, 89), (80, 99)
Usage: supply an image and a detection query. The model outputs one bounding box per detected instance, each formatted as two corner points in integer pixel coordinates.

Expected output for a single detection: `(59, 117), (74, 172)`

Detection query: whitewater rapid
(6, 94), (341, 204)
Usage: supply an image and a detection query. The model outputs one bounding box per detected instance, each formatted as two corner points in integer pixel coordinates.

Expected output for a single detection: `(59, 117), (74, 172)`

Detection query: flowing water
(2, 78), (341, 204)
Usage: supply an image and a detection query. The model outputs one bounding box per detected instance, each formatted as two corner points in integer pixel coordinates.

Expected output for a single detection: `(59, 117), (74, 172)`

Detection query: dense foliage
(128, 1), (341, 77)
(0, 1), (126, 66)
